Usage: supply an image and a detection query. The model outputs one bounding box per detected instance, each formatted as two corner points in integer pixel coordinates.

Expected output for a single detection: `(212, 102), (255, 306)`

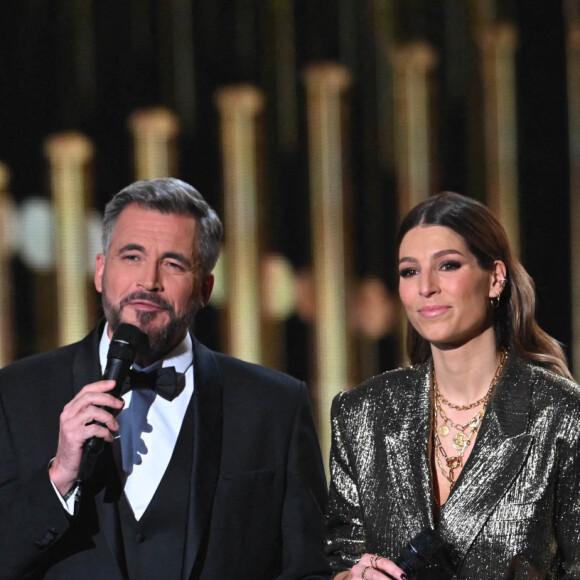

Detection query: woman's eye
(399, 267), (417, 278)
(440, 260), (461, 271)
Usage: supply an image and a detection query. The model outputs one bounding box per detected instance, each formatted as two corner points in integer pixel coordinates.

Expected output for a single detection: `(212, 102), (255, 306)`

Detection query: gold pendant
(437, 425), (450, 437)
(452, 432), (469, 451)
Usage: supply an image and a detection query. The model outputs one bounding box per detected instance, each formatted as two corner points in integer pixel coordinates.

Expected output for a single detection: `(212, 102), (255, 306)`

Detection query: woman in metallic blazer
(327, 192), (580, 580)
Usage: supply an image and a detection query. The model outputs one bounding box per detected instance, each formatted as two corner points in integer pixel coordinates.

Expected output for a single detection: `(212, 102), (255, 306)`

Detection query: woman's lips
(418, 305), (451, 318)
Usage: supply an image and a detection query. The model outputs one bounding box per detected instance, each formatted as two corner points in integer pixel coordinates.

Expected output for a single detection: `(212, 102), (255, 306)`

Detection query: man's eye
(163, 260), (186, 272)
(122, 254), (140, 262)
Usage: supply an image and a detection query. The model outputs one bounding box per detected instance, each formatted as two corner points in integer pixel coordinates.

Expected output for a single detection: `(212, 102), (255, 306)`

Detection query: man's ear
(94, 253), (105, 293)
(200, 274), (214, 307)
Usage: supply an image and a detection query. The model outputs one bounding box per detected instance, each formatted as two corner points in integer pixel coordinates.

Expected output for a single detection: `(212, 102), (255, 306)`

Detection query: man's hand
(49, 380), (124, 495)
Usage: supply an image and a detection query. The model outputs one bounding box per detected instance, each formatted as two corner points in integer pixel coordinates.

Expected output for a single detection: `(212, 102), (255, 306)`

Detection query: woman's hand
(336, 553), (408, 580)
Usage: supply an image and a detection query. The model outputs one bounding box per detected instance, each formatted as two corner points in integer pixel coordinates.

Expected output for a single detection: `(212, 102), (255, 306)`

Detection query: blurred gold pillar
(44, 132), (95, 346)
(392, 42), (437, 218)
(128, 107), (180, 179)
(215, 85), (265, 365)
(391, 42), (437, 365)
(478, 23), (520, 253)
(303, 63), (353, 472)
(567, 5), (580, 375)
(0, 163), (15, 366)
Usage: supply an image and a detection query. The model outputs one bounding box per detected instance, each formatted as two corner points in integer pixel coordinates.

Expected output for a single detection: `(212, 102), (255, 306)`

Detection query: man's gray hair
(102, 178), (223, 275)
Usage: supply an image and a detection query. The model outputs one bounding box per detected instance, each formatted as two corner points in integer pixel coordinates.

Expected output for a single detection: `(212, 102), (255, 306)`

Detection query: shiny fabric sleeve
(555, 417), (580, 578)
(325, 391), (366, 572)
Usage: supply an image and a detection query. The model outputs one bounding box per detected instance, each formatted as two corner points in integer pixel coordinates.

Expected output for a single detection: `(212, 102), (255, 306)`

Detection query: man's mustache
(120, 291), (174, 313)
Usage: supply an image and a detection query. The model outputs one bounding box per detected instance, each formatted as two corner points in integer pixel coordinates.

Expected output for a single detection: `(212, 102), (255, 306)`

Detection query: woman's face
(398, 224), (504, 349)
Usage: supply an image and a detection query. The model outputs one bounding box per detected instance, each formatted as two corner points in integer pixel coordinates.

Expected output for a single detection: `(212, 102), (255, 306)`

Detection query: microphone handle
(395, 529), (444, 576)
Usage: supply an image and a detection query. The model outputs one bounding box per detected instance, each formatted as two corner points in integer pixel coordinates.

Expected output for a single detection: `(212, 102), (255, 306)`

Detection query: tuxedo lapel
(438, 355), (535, 565)
(183, 339), (223, 579)
(382, 363), (435, 535)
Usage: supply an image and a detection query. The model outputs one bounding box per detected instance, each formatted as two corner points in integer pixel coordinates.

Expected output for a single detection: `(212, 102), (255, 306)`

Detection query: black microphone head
(397, 528), (444, 576)
(108, 323), (147, 362)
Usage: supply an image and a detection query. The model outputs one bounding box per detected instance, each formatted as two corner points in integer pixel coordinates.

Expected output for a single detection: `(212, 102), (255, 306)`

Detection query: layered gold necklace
(432, 348), (508, 488)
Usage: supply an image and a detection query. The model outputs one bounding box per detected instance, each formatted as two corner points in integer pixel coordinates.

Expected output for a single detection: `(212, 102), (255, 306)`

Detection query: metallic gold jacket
(326, 353), (580, 579)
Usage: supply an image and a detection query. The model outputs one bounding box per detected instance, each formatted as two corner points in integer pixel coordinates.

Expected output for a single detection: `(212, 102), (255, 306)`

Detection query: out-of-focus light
(19, 197), (55, 271)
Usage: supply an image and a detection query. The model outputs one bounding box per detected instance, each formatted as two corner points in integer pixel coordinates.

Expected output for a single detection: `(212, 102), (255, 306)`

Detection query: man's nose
(138, 262), (163, 292)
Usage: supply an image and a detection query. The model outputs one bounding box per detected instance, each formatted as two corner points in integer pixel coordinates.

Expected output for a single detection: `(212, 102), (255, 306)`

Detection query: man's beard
(102, 288), (200, 362)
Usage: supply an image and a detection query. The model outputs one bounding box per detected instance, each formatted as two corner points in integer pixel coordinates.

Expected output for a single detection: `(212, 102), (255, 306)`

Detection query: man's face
(94, 203), (214, 362)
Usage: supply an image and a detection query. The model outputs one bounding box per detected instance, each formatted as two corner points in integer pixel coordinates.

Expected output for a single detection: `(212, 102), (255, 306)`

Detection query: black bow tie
(121, 367), (184, 401)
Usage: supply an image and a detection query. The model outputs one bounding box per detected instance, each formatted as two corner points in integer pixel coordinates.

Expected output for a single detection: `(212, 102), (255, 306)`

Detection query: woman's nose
(419, 272), (438, 297)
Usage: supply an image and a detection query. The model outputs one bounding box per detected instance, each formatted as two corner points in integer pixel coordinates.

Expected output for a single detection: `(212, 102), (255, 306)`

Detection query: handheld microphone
(76, 323), (147, 482)
(396, 528), (444, 578)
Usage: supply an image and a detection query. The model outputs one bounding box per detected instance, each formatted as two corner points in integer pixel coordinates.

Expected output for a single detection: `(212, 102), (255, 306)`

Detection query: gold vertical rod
(567, 4), (580, 375)
(128, 107), (180, 179)
(371, 0), (397, 167)
(303, 63), (352, 473)
(392, 42), (438, 219)
(44, 132), (94, 346)
(0, 163), (15, 366)
(215, 85), (265, 364)
(268, 0), (298, 151)
(469, 0), (496, 32)
(478, 23), (520, 253)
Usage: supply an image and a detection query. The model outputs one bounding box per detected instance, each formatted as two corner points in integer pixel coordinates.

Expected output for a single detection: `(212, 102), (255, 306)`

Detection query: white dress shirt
(99, 325), (194, 520)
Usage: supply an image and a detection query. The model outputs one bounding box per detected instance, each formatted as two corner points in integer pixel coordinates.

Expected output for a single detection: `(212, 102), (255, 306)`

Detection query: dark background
(0, 1), (573, 376)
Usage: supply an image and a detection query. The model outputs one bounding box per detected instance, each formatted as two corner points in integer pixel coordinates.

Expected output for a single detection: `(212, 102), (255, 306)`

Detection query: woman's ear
(489, 260), (508, 299)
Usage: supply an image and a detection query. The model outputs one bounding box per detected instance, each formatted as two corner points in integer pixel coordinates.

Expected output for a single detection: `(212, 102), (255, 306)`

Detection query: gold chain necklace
(434, 397), (485, 448)
(432, 348), (508, 487)
(435, 381), (490, 411)
(433, 427), (478, 487)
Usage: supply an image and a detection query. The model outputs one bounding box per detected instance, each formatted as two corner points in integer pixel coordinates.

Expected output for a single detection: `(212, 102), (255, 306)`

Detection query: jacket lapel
(382, 363), (436, 536)
(183, 339), (223, 579)
(438, 354), (535, 564)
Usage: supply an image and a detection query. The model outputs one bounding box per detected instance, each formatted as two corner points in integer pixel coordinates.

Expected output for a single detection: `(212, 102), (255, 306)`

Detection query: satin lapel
(438, 355), (535, 562)
(72, 321), (127, 576)
(383, 363), (435, 535)
(183, 339), (223, 579)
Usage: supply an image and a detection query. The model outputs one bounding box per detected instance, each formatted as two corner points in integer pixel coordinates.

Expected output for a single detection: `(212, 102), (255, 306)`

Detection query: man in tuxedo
(0, 178), (330, 579)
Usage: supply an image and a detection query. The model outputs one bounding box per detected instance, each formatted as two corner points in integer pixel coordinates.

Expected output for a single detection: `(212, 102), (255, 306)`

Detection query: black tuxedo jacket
(0, 323), (331, 579)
